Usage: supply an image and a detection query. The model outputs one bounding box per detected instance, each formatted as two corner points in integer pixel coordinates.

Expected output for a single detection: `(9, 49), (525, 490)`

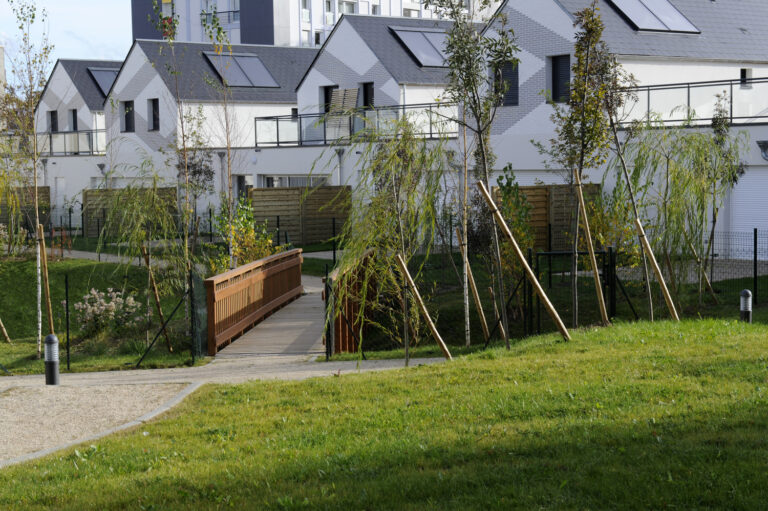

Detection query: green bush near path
(2, 319), (768, 509)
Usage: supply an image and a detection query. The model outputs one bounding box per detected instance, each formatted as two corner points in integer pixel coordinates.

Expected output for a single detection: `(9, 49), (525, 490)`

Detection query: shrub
(72, 288), (147, 338)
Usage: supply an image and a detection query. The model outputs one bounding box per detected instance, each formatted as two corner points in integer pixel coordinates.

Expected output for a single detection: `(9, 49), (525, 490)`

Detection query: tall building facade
(131, 0), (474, 47)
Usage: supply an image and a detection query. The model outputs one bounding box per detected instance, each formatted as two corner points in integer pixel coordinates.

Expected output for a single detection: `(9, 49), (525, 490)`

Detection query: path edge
(0, 381), (203, 470)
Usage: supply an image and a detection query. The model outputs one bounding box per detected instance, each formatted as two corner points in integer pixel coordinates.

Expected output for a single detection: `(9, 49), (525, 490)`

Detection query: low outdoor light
(44, 334), (60, 385)
(740, 289), (753, 324)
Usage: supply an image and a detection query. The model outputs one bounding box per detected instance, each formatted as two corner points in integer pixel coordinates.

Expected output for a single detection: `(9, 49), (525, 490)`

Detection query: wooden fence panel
(250, 186), (350, 246)
(82, 187), (177, 238)
(204, 249), (303, 355)
(323, 250), (374, 354)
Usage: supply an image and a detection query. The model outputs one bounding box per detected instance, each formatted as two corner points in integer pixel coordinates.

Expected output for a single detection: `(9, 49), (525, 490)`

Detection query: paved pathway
(0, 273), (444, 467)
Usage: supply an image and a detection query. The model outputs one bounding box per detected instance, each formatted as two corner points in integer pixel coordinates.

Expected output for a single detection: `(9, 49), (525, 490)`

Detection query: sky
(0, 0), (132, 76)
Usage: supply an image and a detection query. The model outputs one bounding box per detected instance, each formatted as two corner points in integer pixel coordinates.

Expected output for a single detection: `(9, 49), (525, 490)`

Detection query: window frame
(148, 98), (160, 132)
(121, 100), (135, 133)
(48, 111), (59, 133)
(550, 55), (571, 104)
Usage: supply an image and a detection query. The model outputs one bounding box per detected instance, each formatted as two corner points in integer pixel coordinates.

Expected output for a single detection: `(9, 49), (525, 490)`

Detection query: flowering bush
(0, 223), (32, 256)
(72, 288), (147, 337)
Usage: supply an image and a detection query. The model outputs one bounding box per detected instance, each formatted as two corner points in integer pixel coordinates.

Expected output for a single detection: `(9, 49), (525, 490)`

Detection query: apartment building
(130, 0), (483, 47)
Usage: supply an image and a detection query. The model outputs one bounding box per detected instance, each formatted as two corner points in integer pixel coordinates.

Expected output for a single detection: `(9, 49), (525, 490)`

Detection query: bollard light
(44, 334), (60, 385)
(740, 289), (753, 324)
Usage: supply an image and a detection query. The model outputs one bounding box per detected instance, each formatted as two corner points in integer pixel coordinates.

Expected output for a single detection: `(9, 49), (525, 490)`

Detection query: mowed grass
(3, 319), (768, 509)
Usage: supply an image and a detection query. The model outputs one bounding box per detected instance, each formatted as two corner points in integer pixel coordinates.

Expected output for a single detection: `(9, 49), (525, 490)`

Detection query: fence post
(189, 268), (196, 364)
(754, 228), (758, 305)
(535, 251), (541, 334)
(609, 246), (617, 318)
(325, 264), (332, 361)
(527, 248), (534, 335)
(68, 207), (72, 239)
(65, 273), (70, 371)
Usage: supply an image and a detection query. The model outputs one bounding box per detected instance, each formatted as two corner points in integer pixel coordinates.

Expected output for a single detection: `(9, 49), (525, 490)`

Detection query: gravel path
(0, 384), (186, 463)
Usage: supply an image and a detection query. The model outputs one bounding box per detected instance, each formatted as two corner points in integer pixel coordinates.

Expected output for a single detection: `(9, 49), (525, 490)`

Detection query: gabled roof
(134, 40), (318, 103)
(57, 59), (123, 111)
(555, 0), (768, 62)
(338, 15), (457, 86)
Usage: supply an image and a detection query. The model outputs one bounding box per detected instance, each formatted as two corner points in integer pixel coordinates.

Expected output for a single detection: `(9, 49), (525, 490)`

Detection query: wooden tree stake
(574, 172), (611, 326)
(142, 246), (173, 352)
(477, 181), (572, 342)
(488, 286), (506, 341)
(455, 227), (490, 342)
(634, 219), (680, 321)
(0, 316), (11, 344)
(395, 254), (452, 361)
(38, 224), (55, 336)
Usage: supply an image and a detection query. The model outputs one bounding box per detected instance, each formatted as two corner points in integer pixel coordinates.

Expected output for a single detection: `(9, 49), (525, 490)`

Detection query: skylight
(88, 68), (119, 96)
(608, 0), (699, 33)
(391, 27), (449, 68)
(203, 52), (280, 88)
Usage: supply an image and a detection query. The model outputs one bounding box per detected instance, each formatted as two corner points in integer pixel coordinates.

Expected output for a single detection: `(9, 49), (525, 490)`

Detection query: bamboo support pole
(142, 246), (173, 352)
(634, 219), (680, 321)
(488, 286), (506, 341)
(395, 254), (452, 361)
(0, 316), (11, 344)
(455, 227), (490, 342)
(38, 224), (55, 336)
(574, 172), (610, 326)
(477, 182), (572, 342)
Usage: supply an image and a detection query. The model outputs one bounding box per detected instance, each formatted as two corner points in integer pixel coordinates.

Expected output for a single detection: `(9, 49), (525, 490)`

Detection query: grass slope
(3, 319), (768, 509)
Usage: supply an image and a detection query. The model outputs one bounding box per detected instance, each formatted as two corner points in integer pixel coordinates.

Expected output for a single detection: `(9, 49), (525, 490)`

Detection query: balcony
(37, 130), (107, 156)
(254, 103), (458, 148)
(622, 77), (768, 126)
(200, 10), (240, 26)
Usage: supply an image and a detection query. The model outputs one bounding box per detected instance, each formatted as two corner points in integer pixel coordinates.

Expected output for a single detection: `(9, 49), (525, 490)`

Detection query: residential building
(131, 0), (490, 48)
(34, 59), (121, 221)
(0, 46), (6, 90)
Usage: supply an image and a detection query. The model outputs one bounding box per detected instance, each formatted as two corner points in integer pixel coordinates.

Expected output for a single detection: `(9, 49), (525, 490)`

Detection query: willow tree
(0, 0), (54, 357)
(332, 116), (448, 365)
(535, 1), (610, 327)
(425, 0), (519, 348)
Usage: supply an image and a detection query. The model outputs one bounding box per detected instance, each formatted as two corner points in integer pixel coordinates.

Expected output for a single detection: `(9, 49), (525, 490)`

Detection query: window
(48, 111), (58, 133)
(392, 28), (448, 67)
(69, 109), (78, 131)
(121, 100), (135, 133)
(741, 68), (753, 88)
(338, 1), (356, 14)
(403, 8), (420, 17)
(148, 98), (160, 131)
(323, 85), (339, 113)
(608, 0), (698, 33)
(372, 4), (379, 15)
(496, 63), (519, 106)
(291, 108), (299, 118)
(362, 82), (374, 108)
(204, 52), (280, 87)
(550, 55), (570, 103)
(314, 31), (322, 46)
(302, 29), (311, 47)
(302, 0), (310, 22)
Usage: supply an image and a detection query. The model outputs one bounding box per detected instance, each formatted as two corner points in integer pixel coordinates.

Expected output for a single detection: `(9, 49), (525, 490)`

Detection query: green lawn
(3, 319), (768, 509)
(0, 258), (204, 374)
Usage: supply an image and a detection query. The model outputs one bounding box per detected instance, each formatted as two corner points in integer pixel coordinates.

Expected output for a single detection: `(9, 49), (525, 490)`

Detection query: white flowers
(74, 288), (148, 335)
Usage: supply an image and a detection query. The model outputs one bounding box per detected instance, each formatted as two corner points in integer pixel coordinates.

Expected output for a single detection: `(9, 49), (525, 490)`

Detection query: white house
(35, 59), (121, 223)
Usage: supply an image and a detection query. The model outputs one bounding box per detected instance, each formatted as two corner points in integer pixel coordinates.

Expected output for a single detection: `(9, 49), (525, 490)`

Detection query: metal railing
(200, 10), (240, 25)
(622, 76), (768, 126)
(255, 103), (459, 148)
(36, 130), (107, 156)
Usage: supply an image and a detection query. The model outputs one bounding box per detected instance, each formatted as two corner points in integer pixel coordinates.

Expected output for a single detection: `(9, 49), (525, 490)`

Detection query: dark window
(323, 85), (339, 113)
(148, 98), (160, 131)
(362, 82), (374, 108)
(265, 176), (275, 188)
(291, 108), (299, 118)
(69, 109), (78, 131)
(740, 68), (752, 88)
(121, 101), (135, 133)
(48, 111), (58, 133)
(551, 55), (570, 104)
(496, 63), (519, 106)
(314, 31), (322, 46)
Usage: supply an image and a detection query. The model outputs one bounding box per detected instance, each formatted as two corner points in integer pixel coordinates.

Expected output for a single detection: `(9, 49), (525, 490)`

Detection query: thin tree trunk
(462, 120), (470, 347)
(33, 128), (42, 359)
(478, 134), (510, 349)
(608, 117), (653, 320)
(571, 193), (580, 328)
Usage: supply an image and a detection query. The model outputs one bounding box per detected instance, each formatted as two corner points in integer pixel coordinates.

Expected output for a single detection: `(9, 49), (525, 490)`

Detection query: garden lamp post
(740, 289), (753, 324)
